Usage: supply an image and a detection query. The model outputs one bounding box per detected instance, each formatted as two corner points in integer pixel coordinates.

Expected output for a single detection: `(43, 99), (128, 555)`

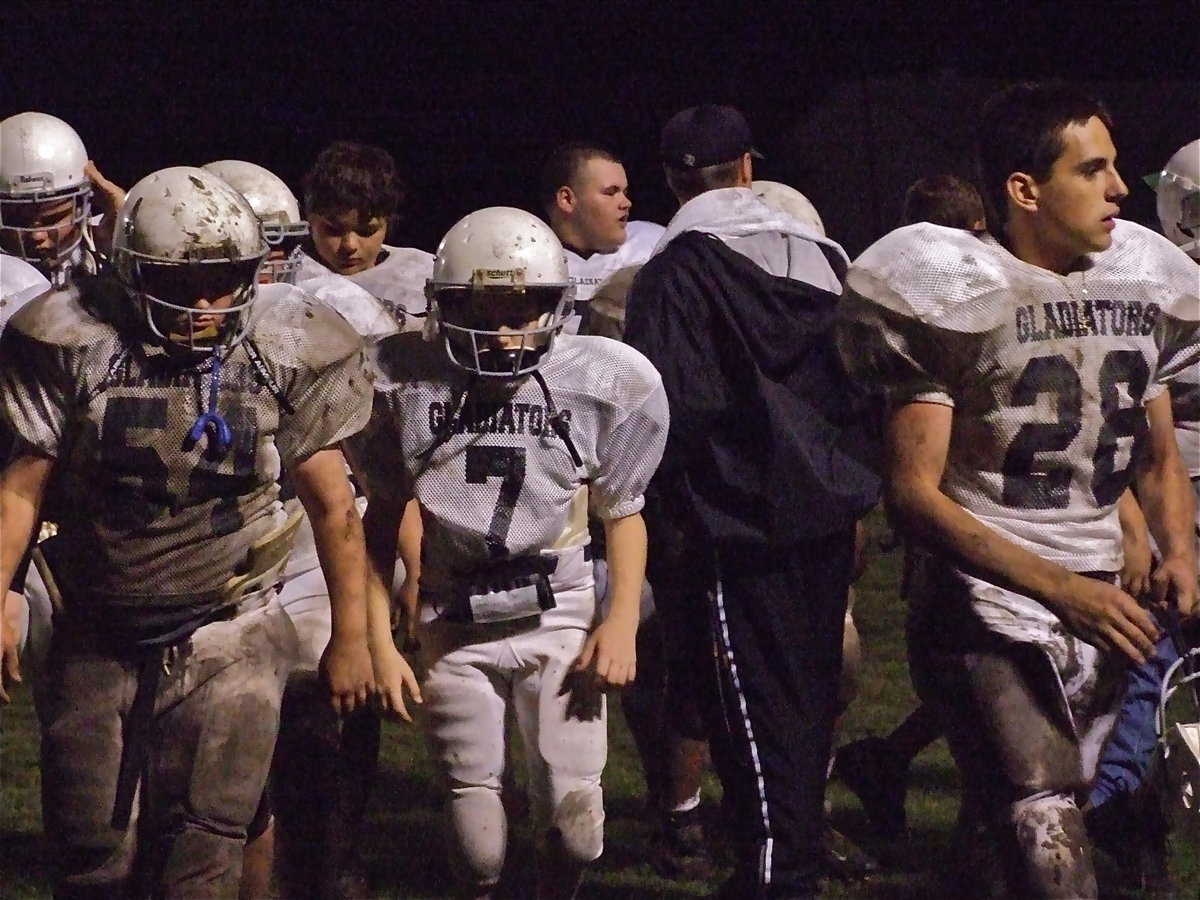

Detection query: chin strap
(187, 347), (233, 454)
(532, 368), (582, 468)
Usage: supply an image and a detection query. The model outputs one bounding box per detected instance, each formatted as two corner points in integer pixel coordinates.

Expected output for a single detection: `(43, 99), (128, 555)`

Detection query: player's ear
(1006, 171), (1039, 215)
(555, 185), (576, 216)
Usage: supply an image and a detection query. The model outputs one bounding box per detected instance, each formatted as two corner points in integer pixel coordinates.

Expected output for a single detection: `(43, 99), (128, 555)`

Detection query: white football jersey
(1, 254), (49, 335)
(350, 332), (668, 628)
(297, 245), (433, 334)
(564, 220), (664, 303)
(842, 220), (1200, 574)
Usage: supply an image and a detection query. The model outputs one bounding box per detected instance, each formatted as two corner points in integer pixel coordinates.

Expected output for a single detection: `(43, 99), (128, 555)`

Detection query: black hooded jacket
(624, 230), (880, 547)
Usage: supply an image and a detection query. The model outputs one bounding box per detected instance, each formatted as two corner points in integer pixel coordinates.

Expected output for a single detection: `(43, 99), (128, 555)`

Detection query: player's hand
(370, 640), (423, 723)
(1, 590), (24, 704)
(84, 161), (126, 217)
(1119, 530), (1153, 600)
(1149, 554), (1199, 619)
(319, 633), (374, 716)
(558, 668), (604, 721)
(1052, 574), (1161, 665)
(393, 576), (420, 651)
(571, 617), (637, 691)
(83, 161), (125, 254)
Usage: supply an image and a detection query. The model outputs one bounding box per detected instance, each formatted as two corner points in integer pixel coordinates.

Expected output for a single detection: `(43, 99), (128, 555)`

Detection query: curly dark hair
(301, 140), (405, 221)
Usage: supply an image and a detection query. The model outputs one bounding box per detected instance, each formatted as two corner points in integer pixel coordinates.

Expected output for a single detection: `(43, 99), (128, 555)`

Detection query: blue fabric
(1089, 626), (1181, 807)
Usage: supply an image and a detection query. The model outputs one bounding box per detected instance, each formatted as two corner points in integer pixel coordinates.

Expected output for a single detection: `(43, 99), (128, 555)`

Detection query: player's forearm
(1117, 487), (1149, 548)
(1135, 446), (1197, 567)
(0, 455), (52, 597)
(601, 511), (647, 628)
(397, 498), (422, 587)
(309, 502), (369, 640)
(362, 499), (406, 650)
(888, 476), (1078, 609)
(293, 449), (369, 641)
(887, 402), (1079, 611)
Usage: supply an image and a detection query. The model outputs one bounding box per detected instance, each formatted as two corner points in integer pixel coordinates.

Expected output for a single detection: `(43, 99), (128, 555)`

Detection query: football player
(539, 141), (664, 335)
(0, 111), (124, 284)
(838, 84), (1199, 898)
(1152, 138), (1199, 532)
(299, 140), (433, 331)
(0, 166), (375, 899)
(351, 207), (667, 899)
(0, 254), (49, 702)
(204, 156), (409, 898)
(1083, 137), (1200, 893)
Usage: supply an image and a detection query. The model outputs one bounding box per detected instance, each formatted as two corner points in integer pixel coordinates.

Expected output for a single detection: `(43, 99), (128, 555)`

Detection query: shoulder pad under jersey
(6, 280), (116, 350)
(295, 265), (398, 342)
(622, 221), (666, 261)
(1, 255), (49, 300)
(1, 256), (50, 334)
(848, 223), (1015, 333)
(1094, 220), (1200, 321)
(352, 246), (434, 313)
(544, 333), (664, 401)
(247, 282), (367, 370)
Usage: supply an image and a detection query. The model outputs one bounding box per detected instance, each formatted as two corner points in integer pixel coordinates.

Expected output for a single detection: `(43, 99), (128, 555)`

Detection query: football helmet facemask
(426, 207), (573, 378)
(0, 112), (92, 279)
(113, 166), (267, 353)
(1154, 139), (1200, 259)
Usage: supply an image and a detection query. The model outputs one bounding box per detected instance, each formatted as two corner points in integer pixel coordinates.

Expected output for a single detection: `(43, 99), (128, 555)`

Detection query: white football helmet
(0, 112), (91, 276)
(752, 180), (826, 236)
(202, 159), (309, 283)
(1154, 139), (1199, 258)
(426, 207), (573, 377)
(113, 166), (267, 352)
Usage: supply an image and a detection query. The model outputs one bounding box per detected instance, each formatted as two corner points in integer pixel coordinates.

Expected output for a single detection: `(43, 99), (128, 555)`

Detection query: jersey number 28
(1001, 350), (1149, 510)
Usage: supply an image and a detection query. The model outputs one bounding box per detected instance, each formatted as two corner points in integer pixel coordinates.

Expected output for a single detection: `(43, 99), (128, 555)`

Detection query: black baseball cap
(660, 104), (763, 169)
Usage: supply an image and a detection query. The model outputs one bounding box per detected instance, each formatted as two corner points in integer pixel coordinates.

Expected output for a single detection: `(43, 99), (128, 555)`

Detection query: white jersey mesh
(348, 244), (434, 330)
(842, 220), (1200, 573)
(295, 257), (399, 343)
(564, 220), (663, 303)
(0, 279), (372, 611)
(350, 332), (667, 627)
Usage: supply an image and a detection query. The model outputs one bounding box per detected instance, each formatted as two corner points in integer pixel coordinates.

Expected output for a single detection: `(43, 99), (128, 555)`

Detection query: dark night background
(5, 0), (1198, 256)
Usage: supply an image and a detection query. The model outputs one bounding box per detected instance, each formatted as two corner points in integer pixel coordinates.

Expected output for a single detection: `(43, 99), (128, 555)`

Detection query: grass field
(2, 513), (1197, 898)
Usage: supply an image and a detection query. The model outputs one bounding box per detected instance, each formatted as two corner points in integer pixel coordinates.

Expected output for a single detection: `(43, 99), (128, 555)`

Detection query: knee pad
(447, 784), (507, 889)
(1009, 791), (1096, 899)
(549, 785), (604, 865)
